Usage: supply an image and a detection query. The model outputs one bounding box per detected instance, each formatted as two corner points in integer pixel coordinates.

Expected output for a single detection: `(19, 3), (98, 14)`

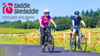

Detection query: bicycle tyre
(79, 35), (87, 52)
(70, 35), (76, 52)
(48, 35), (54, 53)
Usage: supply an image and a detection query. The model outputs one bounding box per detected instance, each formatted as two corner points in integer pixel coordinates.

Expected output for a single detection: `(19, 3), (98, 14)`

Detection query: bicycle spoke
(48, 35), (54, 53)
(80, 35), (87, 52)
(70, 37), (76, 51)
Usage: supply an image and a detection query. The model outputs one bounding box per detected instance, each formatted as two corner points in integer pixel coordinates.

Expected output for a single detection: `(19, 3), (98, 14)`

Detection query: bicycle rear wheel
(79, 35), (87, 52)
(70, 35), (76, 52)
(48, 35), (54, 53)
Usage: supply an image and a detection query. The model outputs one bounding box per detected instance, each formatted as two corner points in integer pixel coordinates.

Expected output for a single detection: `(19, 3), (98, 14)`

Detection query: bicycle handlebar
(73, 26), (87, 28)
(44, 26), (55, 28)
(44, 26), (56, 32)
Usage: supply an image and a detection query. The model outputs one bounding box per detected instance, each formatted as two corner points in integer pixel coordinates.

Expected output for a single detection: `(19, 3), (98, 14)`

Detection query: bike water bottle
(76, 36), (79, 41)
(76, 35), (79, 45)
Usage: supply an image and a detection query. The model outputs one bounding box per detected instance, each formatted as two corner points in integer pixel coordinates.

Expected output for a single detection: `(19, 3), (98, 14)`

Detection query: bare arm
(40, 19), (44, 28)
(50, 19), (57, 28)
(72, 20), (75, 26)
(81, 20), (86, 26)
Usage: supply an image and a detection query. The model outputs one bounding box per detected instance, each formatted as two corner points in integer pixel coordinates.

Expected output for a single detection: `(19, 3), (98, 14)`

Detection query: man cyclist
(40, 9), (57, 50)
(71, 11), (86, 49)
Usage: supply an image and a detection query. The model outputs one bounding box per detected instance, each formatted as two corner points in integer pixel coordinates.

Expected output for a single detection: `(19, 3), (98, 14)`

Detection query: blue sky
(0, 0), (100, 22)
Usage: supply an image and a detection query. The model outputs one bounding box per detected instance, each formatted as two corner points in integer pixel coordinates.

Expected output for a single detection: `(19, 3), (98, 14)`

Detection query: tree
(21, 23), (27, 29)
(0, 8), (100, 30)
(97, 8), (100, 13)
(85, 10), (89, 16)
(93, 11), (99, 18)
(81, 10), (85, 15)
(89, 9), (93, 17)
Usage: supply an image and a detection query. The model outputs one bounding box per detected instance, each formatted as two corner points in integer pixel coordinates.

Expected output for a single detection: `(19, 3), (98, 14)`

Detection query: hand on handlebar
(84, 25), (87, 28)
(54, 25), (57, 28)
(73, 25), (78, 28)
(41, 25), (44, 28)
(73, 25), (87, 28)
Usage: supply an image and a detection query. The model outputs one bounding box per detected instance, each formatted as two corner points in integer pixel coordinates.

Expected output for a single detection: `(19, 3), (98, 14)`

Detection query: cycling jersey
(40, 15), (52, 26)
(71, 16), (82, 27)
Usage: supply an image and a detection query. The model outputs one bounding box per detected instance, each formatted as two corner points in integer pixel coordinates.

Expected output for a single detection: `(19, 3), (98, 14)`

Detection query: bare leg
(72, 28), (77, 38)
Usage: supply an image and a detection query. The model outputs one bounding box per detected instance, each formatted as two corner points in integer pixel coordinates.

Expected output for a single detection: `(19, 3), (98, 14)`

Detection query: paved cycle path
(0, 44), (100, 56)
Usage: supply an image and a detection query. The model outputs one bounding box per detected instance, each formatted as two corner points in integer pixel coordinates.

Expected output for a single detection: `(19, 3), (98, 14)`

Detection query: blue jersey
(71, 16), (82, 27)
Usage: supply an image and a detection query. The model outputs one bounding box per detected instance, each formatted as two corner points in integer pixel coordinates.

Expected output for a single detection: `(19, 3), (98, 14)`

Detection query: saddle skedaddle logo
(2, 3), (39, 19)
(3, 3), (13, 14)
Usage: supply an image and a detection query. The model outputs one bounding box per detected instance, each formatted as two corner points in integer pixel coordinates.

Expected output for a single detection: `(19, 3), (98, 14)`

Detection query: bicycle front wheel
(79, 35), (87, 52)
(70, 36), (76, 52)
(48, 35), (54, 53)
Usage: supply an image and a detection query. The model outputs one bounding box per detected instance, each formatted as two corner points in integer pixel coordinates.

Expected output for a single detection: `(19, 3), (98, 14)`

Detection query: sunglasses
(75, 13), (79, 15)
(44, 12), (49, 14)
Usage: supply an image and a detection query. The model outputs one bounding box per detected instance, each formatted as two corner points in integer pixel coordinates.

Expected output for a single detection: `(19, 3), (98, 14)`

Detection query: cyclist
(71, 11), (86, 49)
(40, 9), (57, 49)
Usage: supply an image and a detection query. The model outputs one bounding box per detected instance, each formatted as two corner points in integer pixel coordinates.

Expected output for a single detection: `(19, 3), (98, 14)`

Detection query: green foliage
(0, 46), (16, 56)
(0, 28), (38, 34)
(0, 28), (100, 53)
(0, 8), (100, 30)
(0, 19), (40, 29)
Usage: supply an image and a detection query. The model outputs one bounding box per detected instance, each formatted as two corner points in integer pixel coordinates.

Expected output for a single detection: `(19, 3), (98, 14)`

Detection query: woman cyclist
(40, 9), (57, 49)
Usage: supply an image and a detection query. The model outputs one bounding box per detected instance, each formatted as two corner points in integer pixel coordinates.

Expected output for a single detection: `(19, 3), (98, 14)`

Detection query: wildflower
(87, 35), (89, 36)
(62, 33), (64, 35)
(24, 38), (27, 42)
(11, 35), (13, 37)
(62, 38), (64, 40)
(65, 40), (68, 42)
(34, 38), (36, 40)
(90, 42), (92, 44)
(60, 41), (62, 43)
(30, 40), (32, 43)
(20, 36), (22, 37)
(36, 39), (39, 42)
(28, 36), (30, 38)
(18, 36), (20, 38)
(95, 32), (97, 34)
(94, 44), (96, 46)
(96, 41), (98, 43)
(58, 38), (60, 39)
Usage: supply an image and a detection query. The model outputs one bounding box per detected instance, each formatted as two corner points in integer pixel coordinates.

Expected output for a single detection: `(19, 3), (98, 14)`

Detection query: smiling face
(44, 12), (49, 16)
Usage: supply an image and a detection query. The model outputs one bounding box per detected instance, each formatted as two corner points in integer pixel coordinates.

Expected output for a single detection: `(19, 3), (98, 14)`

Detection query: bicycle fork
(78, 31), (82, 47)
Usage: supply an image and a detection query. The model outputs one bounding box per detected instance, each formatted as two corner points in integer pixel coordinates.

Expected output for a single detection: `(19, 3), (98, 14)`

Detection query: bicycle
(70, 26), (87, 52)
(40, 26), (55, 53)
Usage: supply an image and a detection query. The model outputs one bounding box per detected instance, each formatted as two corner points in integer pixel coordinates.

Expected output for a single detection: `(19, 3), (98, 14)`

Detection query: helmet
(74, 11), (80, 14)
(44, 9), (50, 13)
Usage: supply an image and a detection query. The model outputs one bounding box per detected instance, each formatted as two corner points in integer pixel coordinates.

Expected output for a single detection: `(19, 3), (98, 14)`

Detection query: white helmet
(44, 9), (50, 13)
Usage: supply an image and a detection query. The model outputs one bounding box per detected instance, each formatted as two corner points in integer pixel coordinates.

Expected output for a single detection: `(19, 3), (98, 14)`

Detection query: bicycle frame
(78, 30), (83, 44)
(41, 26), (54, 53)
(44, 26), (54, 43)
(75, 27), (84, 45)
